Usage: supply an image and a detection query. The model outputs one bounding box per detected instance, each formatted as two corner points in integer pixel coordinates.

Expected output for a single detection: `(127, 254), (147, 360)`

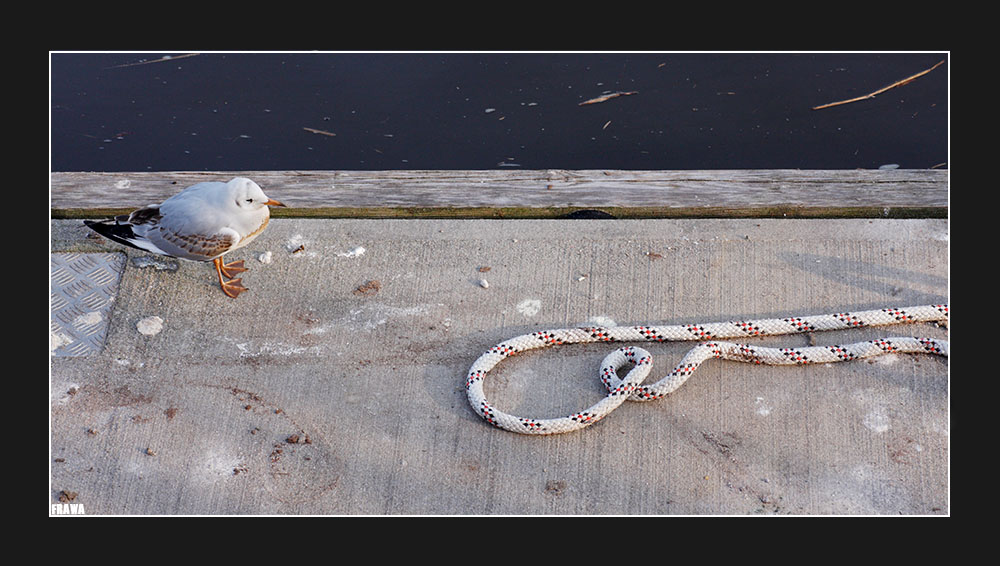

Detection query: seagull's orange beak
(265, 199), (286, 207)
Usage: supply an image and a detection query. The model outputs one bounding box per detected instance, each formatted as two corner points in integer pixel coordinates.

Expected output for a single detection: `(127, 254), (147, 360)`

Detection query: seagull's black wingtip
(83, 218), (147, 252)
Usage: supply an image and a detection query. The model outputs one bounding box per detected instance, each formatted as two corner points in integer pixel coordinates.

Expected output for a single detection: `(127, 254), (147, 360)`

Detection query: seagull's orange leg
(213, 257), (248, 298)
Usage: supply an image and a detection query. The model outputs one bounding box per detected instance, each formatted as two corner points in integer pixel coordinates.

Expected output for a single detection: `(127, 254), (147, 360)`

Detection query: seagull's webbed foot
(214, 257), (250, 298)
(220, 277), (249, 298)
(217, 259), (248, 279)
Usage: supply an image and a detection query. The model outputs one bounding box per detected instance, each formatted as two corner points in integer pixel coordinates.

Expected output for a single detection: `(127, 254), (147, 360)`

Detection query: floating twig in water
(303, 127), (337, 137)
(107, 53), (200, 69)
(812, 60), (945, 110)
(579, 91), (638, 106)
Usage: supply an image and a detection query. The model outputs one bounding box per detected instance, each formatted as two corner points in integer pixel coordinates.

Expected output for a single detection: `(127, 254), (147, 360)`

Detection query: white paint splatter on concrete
(754, 396), (772, 416)
(114, 357), (145, 369)
(337, 246), (366, 258)
(870, 353), (899, 365)
(863, 406), (890, 433)
(298, 303), (436, 337)
(136, 316), (163, 336)
(363, 304), (429, 330)
(130, 256), (179, 271)
(195, 448), (244, 483)
(236, 341), (320, 357)
(585, 315), (617, 327)
(516, 299), (542, 317)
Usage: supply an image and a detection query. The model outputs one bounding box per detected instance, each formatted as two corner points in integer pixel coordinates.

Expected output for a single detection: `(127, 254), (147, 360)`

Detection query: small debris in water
(578, 91), (638, 106)
(303, 127), (336, 137)
(106, 53), (200, 69)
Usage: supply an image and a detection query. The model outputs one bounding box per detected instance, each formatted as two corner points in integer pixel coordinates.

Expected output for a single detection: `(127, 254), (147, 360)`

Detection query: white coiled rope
(465, 305), (948, 435)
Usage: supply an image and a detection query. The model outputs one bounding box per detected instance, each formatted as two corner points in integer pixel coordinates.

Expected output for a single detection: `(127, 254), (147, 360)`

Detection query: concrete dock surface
(50, 217), (949, 515)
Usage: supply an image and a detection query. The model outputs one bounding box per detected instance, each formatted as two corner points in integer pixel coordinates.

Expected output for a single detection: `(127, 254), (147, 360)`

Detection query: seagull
(84, 177), (285, 298)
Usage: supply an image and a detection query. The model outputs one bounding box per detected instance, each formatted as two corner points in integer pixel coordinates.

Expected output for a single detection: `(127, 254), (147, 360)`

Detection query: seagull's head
(229, 177), (285, 211)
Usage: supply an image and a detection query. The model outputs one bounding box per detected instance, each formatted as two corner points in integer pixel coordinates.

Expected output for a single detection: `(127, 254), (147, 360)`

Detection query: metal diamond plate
(50, 253), (125, 357)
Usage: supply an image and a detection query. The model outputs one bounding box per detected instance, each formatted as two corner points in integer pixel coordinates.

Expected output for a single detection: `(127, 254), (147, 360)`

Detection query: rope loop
(466, 305), (948, 435)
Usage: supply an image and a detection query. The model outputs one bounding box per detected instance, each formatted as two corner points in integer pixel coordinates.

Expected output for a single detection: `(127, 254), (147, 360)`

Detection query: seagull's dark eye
(245, 198), (253, 203)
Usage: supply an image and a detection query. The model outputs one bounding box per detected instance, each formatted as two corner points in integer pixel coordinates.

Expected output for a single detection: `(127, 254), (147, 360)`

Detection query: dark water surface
(50, 52), (948, 172)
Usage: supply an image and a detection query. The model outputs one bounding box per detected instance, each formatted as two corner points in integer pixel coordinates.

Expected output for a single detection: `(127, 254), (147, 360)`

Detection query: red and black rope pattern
(465, 305), (948, 435)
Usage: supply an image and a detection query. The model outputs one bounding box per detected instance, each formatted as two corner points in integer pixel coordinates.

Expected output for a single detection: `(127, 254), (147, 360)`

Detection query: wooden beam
(50, 169), (947, 219)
